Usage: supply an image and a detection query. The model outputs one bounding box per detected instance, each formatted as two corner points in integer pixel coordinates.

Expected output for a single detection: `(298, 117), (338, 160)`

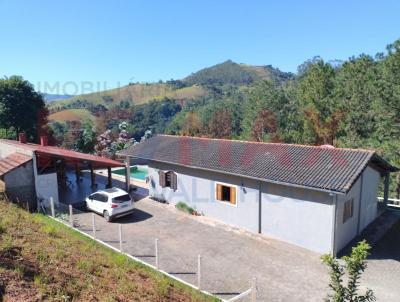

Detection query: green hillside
(184, 60), (294, 86)
(48, 108), (95, 123)
(49, 60), (293, 114)
(49, 83), (206, 111)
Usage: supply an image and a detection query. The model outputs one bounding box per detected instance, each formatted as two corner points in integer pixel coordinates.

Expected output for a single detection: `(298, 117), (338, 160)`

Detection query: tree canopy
(0, 76), (47, 140)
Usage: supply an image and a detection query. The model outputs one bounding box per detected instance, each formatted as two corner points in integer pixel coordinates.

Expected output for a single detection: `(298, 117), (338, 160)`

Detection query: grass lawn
(0, 200), (219, 302)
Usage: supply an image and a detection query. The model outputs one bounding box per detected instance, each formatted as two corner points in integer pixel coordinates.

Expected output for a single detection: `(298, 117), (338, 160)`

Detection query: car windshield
(113, 194), (131, 203)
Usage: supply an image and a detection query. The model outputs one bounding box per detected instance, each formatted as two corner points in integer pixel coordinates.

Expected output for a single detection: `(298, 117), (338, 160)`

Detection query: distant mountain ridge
(48, 60), (294, 123)
(42, 93), (73, 102)
(184, 60), (294, 86)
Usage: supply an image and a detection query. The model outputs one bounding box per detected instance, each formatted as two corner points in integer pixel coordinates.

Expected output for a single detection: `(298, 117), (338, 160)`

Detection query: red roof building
(0, 136), (125, 210)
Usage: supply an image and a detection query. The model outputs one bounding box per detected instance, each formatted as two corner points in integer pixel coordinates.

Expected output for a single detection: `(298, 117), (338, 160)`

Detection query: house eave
(123, 154), (346, 196)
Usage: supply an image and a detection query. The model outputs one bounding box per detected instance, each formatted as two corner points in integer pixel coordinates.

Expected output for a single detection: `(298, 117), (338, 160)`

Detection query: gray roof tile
(119, 135), (395, 194)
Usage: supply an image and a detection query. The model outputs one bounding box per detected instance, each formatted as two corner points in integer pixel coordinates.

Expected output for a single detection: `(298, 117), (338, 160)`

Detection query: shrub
(176, 202), (195, 215)
(321, 240), (375, 302)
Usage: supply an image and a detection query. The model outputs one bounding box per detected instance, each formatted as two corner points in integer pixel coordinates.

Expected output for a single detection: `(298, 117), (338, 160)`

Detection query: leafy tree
(0, 76), (47, 140)
(321, 241), (375, 302)
(75, 120), (96, 153)
(62, 121), (82, 149)
(181, 111), (203, 136)
(297, 59), (342, 144)
(208, 108), (233, 139)
(251, 109), (280, 142)
(110, 121), (134, 155)
(241, 80), (296, 141)
(0, 127), (16, 139)
(303, 107), (344, 145)
(334, 55), (380, 146)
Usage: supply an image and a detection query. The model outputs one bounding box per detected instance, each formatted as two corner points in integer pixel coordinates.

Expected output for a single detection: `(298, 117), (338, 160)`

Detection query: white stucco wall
(335, 176), (361, 253)
(335, 165), (381, 253)
(359, 166), (380, 230)
(261, 183), (333, 254)
(148, 163), (260, 233)
(146, 160), (383, 255)
(148, 161), (334, 253)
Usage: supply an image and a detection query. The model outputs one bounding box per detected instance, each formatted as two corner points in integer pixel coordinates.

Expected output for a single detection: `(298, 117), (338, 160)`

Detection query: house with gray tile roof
(120, 135), (397, 255)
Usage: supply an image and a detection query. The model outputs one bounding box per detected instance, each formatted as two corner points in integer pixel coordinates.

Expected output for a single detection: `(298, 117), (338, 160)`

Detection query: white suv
(85, 187), (134, 222)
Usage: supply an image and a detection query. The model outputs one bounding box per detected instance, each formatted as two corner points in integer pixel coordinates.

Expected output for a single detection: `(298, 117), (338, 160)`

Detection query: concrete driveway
(71, 197), (400, 302)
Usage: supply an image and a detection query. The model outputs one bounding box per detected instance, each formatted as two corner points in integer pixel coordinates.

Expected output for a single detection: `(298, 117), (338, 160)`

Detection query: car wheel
(104, 210), (111, 222)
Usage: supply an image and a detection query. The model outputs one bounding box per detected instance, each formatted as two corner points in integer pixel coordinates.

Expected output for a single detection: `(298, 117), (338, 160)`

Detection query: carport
(0, 136), (125, 207)
(32, 142), (124, 205)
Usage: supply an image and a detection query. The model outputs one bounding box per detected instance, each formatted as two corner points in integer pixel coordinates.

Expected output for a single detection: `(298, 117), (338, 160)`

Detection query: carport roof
(0, 153), (32, 176)
(119, 135), (397, 194)
(0, 139), (124, 168)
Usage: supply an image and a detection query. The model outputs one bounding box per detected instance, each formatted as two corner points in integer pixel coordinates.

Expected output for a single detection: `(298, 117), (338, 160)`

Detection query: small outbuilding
(0, 134), (124, 210)
(120, 135), (397, 255)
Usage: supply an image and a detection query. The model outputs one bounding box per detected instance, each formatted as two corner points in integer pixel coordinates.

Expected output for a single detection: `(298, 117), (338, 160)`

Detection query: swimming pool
(112, 166), (148, 181)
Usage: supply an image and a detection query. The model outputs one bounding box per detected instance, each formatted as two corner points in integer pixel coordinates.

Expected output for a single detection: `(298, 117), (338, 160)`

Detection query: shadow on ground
(368, 219), (400, 261)
(112, 208), (153, 224)
(338, 210), (400, 261)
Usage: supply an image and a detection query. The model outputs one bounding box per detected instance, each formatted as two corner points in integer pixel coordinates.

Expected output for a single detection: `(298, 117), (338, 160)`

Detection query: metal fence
(41, 198), (257, 302)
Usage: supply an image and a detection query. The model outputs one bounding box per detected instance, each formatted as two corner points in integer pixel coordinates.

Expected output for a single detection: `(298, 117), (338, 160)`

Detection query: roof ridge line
(156, 135), (376, 153)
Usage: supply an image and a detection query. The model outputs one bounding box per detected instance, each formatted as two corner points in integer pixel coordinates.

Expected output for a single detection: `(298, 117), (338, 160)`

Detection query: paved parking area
(72, 197), (331, 301)
(59, 169), (400, 301)
(72, 197), (400, 302)
(52, 168), (400, 301)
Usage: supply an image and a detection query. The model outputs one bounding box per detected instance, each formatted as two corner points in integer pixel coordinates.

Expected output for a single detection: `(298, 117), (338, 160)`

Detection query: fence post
(197, 255), (202, 290)
(251, 277), (257, 302)
(155, 238), (159, 269)
(118, 224), (123, 252)
(92, 213), (96, 239)
(50, 197), (55, 217)
(69, 204), (73, 226)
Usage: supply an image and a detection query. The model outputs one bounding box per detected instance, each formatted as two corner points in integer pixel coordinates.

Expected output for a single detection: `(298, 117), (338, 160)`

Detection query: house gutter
(331, 194), (338, 257)
(258, 180), (262, 234)
(357, 173), (364, 235)
(121, 156), (348, 196)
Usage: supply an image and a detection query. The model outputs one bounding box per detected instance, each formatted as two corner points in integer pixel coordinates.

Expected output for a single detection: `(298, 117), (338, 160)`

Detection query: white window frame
(214, 181), (238, 207)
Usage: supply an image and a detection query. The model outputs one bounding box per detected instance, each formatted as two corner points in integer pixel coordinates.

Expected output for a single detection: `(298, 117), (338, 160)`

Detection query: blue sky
(1, 0), (399, 94)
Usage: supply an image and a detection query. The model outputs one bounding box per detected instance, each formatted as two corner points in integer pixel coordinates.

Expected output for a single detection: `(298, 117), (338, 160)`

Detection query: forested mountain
(184, 60), (294, 86)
